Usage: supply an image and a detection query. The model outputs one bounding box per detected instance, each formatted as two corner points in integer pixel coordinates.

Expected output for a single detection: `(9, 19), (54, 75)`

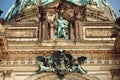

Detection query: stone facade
(114, 17), (120, 54)
(0, 0), (120, 80)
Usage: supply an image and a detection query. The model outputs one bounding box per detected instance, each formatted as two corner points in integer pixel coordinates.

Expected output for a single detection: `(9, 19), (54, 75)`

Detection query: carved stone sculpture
(55, 13), (68, 39)
(36, 50), (87, 79)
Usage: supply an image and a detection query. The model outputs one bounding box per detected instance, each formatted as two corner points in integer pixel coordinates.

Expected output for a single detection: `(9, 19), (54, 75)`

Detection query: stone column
(50, 25), (54, 40)
(75, 21), (80, 40)
(41, 21), (49, 40)
(79, 21), (83, 40)
(41, 22), (45, 40)
(69, 23), (74, 40)
(39, 22), (42, 41)
(45, 21), (49, 40)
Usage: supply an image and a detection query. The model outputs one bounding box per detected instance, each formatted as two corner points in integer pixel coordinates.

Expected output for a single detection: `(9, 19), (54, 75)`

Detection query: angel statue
(70, 56), (87, 74)
(36, 56), (54, 73)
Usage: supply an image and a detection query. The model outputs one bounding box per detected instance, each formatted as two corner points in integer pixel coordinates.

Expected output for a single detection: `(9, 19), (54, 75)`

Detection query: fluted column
(79, 21), (83, 40)
(75, 21), (80, 40)
(38, 22), (42, 41)
(50, 25), (54, 40)
(41, 21), (49, 40)
(45, 21), (49, 40)
(69, 23), (74, 40)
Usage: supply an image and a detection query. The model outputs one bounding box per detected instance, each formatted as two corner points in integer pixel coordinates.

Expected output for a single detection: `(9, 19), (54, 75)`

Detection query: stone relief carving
(110, 69), (120, 79)
(85, 28), (115, 38)
(6, 29), (36, 38)
(0, 70), (12, 80)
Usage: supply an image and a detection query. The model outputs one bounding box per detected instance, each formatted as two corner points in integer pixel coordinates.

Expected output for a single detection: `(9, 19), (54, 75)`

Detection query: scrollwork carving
(36, 50), (87, 79)
(0, 70), (12, 80)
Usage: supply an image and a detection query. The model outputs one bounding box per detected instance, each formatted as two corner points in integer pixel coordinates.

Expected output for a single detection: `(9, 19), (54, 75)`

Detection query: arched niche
(25, 73), (100, 80)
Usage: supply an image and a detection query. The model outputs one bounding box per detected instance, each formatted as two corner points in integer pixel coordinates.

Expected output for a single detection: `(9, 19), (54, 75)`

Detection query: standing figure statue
(55, 13), (68, 39)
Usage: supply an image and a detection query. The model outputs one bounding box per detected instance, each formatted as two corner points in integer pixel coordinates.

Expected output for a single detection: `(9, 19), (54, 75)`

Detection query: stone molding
(25, 73), (99, 80)
(0, 59), (120, 66)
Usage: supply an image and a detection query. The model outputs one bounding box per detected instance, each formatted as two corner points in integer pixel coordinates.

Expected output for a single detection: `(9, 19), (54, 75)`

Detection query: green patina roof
(4, 0), (117, 21)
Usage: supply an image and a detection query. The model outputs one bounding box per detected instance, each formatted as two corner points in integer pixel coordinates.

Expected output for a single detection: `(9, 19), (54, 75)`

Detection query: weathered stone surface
(0, 0), (120, 80)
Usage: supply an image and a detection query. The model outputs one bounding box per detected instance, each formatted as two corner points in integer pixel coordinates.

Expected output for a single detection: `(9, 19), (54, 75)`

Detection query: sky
(0, 0), (120, 18)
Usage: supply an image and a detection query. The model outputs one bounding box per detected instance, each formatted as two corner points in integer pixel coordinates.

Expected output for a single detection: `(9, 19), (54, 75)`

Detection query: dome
(4, 0), (118, 22)
(4, 0), (56, 21)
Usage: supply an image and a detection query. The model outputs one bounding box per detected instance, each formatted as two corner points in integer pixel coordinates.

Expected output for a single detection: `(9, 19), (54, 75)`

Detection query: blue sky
(0, 0), (120, 18)
(108, 0), (120, 17)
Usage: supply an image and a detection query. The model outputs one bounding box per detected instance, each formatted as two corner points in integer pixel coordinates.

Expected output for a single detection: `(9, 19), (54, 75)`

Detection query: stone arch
(25, 73), (100, 80)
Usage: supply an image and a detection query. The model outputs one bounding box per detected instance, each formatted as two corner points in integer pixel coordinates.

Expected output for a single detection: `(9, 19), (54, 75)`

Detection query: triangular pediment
(40, 0), (85, 22)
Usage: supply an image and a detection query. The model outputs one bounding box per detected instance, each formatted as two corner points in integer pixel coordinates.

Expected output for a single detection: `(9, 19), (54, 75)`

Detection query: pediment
(40, 0), (85, 22)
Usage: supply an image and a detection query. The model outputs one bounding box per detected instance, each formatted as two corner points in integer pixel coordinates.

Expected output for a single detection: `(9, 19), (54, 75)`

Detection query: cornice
(83, 21), (115, 26)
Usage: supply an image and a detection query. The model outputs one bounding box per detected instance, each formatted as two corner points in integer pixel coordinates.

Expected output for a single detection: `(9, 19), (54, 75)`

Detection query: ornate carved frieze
(85, 28), (116, 38)
(0, 58), (119, 66)
(6, 29), (36, 38)
(0, 50), (119, 66)
(5, 26), (38, 42)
